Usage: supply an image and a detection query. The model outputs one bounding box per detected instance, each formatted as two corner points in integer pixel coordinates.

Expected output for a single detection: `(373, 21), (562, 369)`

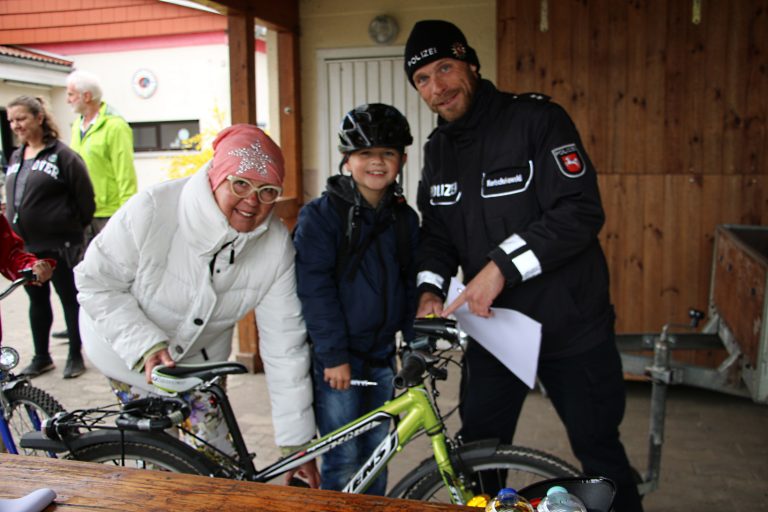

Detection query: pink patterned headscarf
(208, 124), (285, 190)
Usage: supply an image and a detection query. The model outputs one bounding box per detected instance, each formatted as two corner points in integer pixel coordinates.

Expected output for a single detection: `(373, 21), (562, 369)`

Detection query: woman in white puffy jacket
(74, 124), (318, 486)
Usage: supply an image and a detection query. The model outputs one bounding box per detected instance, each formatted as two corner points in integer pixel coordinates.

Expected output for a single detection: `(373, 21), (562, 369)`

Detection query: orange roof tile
(0, 45), (74, 68)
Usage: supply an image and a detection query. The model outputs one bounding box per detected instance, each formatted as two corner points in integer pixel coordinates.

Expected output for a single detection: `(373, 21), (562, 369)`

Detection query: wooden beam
(227, 11), (256, 124)
(277, 29), (303, 204)
(227, 11), (260, 372)
(192, 0), (298, 31)
(235, 311), (262, 373)
(211, 1), (301, 374)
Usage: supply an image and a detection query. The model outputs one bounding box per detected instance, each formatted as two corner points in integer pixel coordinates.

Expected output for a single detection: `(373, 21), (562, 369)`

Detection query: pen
(350, 379), (378, 387)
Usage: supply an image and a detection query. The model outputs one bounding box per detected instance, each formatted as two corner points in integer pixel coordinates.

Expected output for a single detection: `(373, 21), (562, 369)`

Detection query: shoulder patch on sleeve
(551, 144), (587, 178)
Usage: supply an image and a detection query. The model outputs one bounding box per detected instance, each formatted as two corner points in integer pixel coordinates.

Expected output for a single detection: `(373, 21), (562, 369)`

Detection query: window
(130, 120), (200, 152)
(0, 108), (16, 172)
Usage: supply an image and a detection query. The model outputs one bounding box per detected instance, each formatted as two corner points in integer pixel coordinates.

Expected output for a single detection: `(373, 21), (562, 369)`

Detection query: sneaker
(63, 355), (85, 379)
(20, 358), (55, 378)
(51, 329), (69, 339)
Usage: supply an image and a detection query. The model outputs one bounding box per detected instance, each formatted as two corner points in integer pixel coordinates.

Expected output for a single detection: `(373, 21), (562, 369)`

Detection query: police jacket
(294, 175), (419, 369)
(416, 79), (613, 359)
(6, 140), (95, 253)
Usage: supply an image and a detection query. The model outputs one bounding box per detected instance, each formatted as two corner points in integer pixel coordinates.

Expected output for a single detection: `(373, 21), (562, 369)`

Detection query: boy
(293, 104), (418, 494)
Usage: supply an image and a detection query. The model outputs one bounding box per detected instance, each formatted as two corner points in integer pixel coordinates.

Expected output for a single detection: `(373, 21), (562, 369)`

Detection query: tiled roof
(0, 0), (225, 45)
(0, 45), (73, 68)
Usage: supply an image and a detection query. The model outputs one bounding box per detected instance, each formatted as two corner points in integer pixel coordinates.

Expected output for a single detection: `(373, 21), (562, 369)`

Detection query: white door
(318, 47), (436, 207)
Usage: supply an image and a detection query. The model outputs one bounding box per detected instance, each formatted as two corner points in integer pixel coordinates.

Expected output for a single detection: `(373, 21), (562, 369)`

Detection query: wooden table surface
(0, 453), (476, 511)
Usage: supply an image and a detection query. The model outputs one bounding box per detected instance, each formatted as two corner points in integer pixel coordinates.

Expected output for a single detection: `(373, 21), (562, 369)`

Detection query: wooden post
(227, 11), (263, 373)
(227, 11), (256, 124)
(277, 29), (303, 205)
(225, 9), (303, 374)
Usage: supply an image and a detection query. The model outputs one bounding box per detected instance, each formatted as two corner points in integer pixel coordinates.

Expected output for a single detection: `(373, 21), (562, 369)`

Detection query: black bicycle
(22, 317), (580, 504)
(0, 272), (65, 456)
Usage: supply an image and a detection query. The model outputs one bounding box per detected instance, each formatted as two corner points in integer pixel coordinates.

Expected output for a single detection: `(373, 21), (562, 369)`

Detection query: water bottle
(535, 485), (587, 512)
(485, 487), (534, 512)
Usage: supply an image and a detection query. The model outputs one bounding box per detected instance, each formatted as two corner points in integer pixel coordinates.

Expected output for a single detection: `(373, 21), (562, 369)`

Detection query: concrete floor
(2, 278), (767, 510)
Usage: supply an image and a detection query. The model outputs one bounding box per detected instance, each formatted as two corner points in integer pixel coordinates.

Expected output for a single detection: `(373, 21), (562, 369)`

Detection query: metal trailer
(618, 224), (768, 404)
(616, 224), (768, 495)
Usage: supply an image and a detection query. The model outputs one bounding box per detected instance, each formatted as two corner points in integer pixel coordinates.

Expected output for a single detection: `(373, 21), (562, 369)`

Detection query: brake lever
(428, 365), (448, 381)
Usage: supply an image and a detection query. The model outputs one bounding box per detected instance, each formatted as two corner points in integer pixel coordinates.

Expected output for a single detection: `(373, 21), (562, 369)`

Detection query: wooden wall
(497, 0), (768, 364)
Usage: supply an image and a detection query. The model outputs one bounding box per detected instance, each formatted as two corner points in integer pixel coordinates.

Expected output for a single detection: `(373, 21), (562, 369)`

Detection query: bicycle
(0, 272), (66, 456)
(21, 316), (581, 504)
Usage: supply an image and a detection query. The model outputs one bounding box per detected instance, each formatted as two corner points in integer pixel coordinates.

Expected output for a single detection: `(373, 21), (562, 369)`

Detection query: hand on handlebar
(442, 261), (504, 318)
(144, 348), (176, 384)
(417, 291), (444, 318)
(28, 260), (55, 286)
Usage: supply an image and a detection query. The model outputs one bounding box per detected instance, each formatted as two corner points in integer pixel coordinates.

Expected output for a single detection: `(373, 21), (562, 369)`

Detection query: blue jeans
(313, 359), (394, 495)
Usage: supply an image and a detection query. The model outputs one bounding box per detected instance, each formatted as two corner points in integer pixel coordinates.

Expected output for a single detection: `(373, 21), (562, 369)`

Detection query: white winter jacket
(75, 164), (315, 447)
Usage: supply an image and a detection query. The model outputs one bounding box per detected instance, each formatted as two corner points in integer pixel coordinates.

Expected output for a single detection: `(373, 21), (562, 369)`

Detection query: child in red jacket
(0, 215), (54, 343)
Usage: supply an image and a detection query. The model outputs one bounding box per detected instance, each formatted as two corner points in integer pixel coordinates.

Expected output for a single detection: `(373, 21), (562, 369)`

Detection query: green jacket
(70, 102), (137, 217)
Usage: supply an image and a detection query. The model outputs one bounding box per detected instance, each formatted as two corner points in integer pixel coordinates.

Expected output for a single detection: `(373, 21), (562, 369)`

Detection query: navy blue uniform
(416, 80), (642, 511)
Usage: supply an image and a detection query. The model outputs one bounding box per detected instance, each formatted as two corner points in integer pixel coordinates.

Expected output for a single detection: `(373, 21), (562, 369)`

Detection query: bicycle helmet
(338, 103), (413, 153)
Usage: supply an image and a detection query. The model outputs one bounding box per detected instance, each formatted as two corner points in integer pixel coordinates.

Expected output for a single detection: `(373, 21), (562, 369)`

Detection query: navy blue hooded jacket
(294, 175), (419, 369)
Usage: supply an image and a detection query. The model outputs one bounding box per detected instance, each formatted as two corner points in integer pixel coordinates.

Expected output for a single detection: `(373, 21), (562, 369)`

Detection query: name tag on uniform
(481, 161), (533, 197)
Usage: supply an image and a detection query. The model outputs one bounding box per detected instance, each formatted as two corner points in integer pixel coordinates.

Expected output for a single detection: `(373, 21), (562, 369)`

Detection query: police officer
(405, 20), (643, 511)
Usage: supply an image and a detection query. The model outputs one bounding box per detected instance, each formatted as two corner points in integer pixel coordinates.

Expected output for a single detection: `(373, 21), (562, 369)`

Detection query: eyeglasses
(226, 176), (282, 204)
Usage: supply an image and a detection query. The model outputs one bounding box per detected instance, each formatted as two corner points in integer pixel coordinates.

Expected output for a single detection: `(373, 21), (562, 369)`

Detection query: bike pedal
(288, 477), (310, 488)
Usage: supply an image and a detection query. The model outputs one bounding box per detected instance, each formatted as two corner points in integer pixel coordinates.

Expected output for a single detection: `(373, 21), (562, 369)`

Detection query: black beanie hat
(404, 20), (480, 87)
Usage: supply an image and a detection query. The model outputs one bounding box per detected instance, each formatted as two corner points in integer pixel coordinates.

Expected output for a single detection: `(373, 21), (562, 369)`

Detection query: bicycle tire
(5, 384), (65, 456)
(67, 430), (218, 476)
(389, 441), (581, 502)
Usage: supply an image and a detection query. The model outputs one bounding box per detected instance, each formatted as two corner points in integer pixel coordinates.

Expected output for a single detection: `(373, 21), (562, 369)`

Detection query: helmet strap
(338, 153), (350, 175)
(396, 151), (407, 190)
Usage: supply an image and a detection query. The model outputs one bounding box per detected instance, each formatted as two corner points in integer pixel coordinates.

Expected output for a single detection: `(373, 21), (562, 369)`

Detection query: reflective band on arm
(499, 233), (527, 255)
(512, 250), (542, 281)
(417, 270), (445, 290)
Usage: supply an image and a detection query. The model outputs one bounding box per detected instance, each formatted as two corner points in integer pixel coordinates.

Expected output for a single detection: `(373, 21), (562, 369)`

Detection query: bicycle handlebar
(0, 270), (35, 301)
(393, 350), (428, 389)
(393, 317), (462, 390)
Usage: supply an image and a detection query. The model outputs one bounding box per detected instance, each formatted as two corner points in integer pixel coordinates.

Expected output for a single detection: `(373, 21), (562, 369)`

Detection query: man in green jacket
(66, 70), (137, 238)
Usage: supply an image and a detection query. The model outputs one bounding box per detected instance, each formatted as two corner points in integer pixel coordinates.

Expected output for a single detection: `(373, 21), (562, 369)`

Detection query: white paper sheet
(447, 277), (542, 388)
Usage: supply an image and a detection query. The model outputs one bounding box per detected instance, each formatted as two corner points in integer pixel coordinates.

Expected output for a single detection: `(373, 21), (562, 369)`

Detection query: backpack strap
(392, 195), (412, 280)
(329, 193), (359, 281)
(329, 192), (412, 283)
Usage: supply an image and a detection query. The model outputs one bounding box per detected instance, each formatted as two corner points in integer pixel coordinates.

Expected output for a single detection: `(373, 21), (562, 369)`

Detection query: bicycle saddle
(151, 362), (247, 393)
(0, 488), (56, 512)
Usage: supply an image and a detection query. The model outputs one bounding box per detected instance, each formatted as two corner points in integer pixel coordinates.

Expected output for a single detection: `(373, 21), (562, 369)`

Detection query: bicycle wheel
(4, 384), (65, 456)
(390, 441), (581, 502)
(68, 430), (218, 475)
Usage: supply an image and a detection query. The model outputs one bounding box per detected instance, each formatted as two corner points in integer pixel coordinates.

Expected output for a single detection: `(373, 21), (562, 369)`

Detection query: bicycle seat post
(202, 381), (257, 478)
